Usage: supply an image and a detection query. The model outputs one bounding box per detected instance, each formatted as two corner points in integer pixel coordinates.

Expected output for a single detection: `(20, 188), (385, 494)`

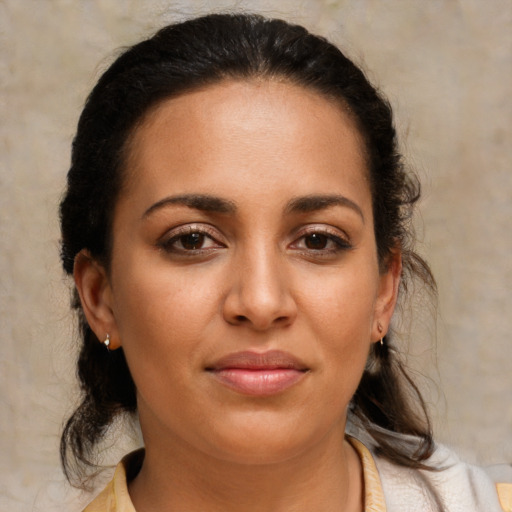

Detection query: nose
(222, 246), (297, 331)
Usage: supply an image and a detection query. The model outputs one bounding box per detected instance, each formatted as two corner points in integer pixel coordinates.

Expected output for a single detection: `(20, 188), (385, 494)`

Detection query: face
(80, 80), (399, 465)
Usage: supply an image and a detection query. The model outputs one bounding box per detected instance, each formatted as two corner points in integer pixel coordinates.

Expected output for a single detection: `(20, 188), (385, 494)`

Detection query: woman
(59, 13), (510, 511)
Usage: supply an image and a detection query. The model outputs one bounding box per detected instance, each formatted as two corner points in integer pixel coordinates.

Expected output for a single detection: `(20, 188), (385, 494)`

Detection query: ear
(73, 250), (120, 349)
(372, 249), (402, 341)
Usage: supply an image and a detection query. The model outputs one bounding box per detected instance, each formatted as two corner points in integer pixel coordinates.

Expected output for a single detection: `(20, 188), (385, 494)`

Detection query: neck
(129, 424), (364, 512)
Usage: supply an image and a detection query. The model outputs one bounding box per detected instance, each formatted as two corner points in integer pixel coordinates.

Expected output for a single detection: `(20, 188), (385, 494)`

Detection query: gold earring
(103, 333), (110, 350)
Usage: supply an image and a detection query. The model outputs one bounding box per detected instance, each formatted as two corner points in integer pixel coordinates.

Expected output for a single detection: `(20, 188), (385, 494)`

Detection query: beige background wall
(1, 0), (511, 510)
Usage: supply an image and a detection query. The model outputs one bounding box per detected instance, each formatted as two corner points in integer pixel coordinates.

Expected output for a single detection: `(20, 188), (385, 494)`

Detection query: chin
(200, 413), (340, 466)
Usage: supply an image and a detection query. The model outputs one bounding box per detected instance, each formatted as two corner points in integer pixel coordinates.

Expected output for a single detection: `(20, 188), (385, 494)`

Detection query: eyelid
(292, 224), (351, 244)
(157, 223), (226, 251)
(289, 224), (353, 254)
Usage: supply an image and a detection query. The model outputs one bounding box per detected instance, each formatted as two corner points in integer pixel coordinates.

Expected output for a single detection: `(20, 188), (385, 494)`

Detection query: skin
(75, 79), (401, 512)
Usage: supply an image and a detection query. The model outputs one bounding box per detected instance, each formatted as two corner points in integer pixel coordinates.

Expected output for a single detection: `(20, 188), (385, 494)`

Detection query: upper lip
(206, 350), (308, 371)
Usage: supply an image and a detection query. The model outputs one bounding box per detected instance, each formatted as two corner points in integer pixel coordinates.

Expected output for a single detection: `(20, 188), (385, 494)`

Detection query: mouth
(206, 350), (309, 396)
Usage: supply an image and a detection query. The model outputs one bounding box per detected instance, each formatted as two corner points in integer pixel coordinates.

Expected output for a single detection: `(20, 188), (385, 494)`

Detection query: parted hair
(59, 13), (436, 484)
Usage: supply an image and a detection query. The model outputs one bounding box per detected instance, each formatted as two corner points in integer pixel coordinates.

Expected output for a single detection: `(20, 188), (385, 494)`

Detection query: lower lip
(209, 368), (306, 396)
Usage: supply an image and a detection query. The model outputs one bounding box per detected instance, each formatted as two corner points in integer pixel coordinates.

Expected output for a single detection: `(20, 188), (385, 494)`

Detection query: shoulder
(488, 465), (512, 512)
(373, 442), (508, 511)
(82, 479), (116, 512)
(82, 450), (142, 512)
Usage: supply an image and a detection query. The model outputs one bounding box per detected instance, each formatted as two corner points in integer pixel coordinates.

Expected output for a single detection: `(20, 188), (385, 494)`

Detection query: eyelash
(158, 224), (225, 255)
(290, 226), (352, 256)
(158, 224), (352, 258)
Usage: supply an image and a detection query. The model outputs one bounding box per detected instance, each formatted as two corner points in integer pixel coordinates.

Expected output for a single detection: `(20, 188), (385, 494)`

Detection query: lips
(206, 350), (309, 396)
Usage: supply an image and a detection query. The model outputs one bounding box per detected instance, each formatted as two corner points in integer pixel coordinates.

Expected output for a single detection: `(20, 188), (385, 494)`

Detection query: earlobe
(373, 249), (402, 341)
(73, 250), (120, 349)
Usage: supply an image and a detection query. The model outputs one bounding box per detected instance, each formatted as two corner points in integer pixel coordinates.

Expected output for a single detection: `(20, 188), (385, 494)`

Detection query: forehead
(122, 79), (370, 211)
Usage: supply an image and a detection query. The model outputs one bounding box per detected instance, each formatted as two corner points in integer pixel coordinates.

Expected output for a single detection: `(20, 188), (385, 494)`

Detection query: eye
(290, 226), (352, 255)
(175, 232), (209, 250)
(303, 233), (330, 250)
(159, 225), (225, 255)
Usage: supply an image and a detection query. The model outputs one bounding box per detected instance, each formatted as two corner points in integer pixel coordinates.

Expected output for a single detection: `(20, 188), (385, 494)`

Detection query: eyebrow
(285, 194), (365, 222)
(143, 194), (237, 218)
(142, 193), (364, 222)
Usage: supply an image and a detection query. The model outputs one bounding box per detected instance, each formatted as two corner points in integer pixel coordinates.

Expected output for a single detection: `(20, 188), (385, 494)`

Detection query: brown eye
(160, 227), (224, 255)
(304, 233), (329, 250)
(180, 233), (205, 250)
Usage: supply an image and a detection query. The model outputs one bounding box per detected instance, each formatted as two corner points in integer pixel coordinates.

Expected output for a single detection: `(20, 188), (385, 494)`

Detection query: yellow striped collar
(84, 439), (387, 511)
(347, 436), (387, 511)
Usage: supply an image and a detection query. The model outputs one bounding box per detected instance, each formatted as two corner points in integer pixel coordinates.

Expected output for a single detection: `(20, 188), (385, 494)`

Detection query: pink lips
(207, 350), (308, 396)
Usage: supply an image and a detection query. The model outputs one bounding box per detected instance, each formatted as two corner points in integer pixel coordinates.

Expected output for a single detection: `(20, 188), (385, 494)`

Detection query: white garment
(373, 442), (505, 511)
(346, 417), (509, 511)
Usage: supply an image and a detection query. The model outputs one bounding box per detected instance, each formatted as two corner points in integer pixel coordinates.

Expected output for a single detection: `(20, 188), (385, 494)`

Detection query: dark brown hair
(60, 12), (436, 484)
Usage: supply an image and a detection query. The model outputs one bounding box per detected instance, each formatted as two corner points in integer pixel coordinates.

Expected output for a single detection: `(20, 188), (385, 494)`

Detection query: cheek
(298, 262), (378, 336)
(296, 264), (378, 389)
(110, 255), (222, 371)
